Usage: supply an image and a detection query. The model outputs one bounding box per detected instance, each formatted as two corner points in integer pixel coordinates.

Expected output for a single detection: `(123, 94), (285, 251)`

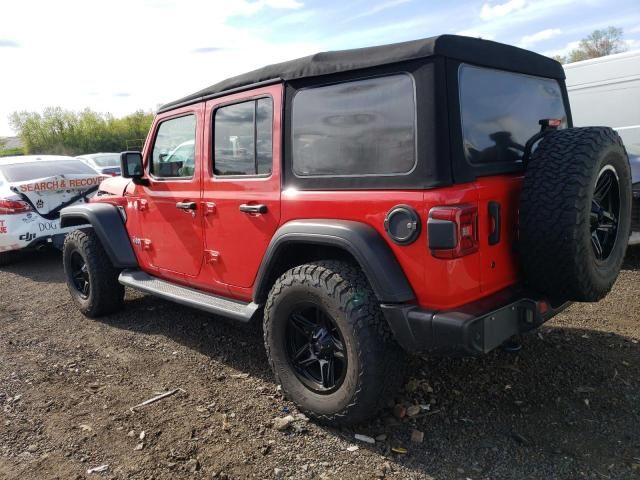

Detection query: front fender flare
(60, 203), (138, 268)
(253, 219), (415, 304)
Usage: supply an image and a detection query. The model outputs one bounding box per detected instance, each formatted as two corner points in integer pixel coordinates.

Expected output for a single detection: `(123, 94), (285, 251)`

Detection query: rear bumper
(382, 288), (570, 355)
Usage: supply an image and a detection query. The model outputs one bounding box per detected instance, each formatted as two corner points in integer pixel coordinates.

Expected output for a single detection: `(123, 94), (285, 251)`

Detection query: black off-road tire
(520, 127), (632, 302)
(264, 260), (407, 425)
(63, 229), (124, 317)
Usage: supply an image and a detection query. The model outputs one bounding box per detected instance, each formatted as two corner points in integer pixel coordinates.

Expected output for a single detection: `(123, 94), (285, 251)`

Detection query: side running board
(118, 269), (259, 323)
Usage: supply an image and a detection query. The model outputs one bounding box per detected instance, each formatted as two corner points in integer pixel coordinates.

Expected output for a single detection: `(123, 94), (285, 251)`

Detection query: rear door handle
(488, 201), (501, 245)
(239, 204), (267, 214)
(176, 201), (197, 210)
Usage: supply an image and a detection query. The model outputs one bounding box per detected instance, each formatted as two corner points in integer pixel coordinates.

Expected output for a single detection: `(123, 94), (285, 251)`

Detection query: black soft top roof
(160, 34), (564, 112)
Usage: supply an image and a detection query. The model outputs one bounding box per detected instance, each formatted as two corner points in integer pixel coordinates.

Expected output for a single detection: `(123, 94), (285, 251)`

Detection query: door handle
(176, 201), (197, 211)
(239, 204), (267, 214)
(488, 201), (501, 245)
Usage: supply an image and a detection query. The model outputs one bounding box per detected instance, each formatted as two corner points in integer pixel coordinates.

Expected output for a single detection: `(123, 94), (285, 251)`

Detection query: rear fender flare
(60, 203), (137, 268)
(253, 219), (415, 304)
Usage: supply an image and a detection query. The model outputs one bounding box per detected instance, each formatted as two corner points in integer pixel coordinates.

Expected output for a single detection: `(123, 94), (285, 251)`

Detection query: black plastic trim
(253, 219), (415, 304)
(488, 201), (501, 245)
(382, 288), (570, 354)
(427, 218), (457, 249)
(384, 204), (421, 245)
(60, 203), (138, 268)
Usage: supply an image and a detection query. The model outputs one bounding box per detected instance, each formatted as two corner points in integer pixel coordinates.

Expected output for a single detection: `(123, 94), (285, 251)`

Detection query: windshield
(459, 64), (567, 164)
(0, 160), (98, 182)
(90, 154), (120, 167)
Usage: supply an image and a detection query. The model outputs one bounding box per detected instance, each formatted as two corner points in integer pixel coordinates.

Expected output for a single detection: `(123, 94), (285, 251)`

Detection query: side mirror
(120, 151), (147, 185)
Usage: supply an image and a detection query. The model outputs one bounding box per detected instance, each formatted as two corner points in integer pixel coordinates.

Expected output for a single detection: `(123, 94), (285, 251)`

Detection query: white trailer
(565, 50), (640, 244)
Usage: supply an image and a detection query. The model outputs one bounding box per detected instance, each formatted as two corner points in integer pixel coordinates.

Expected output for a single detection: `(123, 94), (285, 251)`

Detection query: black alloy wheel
(591, 165), (620, 261)
(285, 303), (347, 394)
(70, 251), (90, 299)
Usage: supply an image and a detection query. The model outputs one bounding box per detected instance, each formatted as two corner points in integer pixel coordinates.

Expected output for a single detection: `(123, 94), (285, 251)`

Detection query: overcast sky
(1, 0), (639, 136)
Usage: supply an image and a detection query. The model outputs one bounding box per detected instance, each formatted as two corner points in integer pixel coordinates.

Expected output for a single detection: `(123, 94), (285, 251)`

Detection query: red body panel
(95, 85), (524, 311)
(196, 85), (283, 296)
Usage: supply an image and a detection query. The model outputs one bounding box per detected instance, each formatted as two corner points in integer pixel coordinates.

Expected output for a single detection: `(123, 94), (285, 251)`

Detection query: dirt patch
(1, 249), (639, 479)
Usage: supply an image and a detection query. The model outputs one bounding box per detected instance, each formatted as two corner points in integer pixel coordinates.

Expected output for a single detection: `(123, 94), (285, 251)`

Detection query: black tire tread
(63, 229), (124, 317)
(263, 260), (407, 425)
(520, 126), (631, 301)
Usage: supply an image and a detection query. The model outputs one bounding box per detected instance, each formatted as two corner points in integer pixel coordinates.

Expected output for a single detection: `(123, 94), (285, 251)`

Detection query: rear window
(459, 64), (567, 164)
(292, 74), (416, 177)
(0, 160), (98, 182)
(91, 154), (120, 167)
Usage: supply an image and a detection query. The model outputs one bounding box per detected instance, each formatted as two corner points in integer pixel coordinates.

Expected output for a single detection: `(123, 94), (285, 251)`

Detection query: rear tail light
(0, 199), (32, 215)
(427, 204), (479, 259)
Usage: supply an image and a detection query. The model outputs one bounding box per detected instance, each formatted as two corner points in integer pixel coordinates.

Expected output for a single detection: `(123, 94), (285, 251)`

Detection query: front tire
(63, 229), (124, 317)
(263, 260), (407, 425)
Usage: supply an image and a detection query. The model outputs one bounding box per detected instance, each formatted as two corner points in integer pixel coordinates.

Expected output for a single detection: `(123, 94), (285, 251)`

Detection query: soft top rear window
(459, 64), (567, 165)
(0, 160), (97, 182)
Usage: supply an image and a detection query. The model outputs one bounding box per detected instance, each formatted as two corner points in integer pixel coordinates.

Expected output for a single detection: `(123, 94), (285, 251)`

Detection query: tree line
(552, 26), (628, 64)
(8, 107), (154, 156)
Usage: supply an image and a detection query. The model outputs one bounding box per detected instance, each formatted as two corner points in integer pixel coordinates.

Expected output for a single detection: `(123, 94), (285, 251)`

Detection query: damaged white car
(0, 155), (107, 265)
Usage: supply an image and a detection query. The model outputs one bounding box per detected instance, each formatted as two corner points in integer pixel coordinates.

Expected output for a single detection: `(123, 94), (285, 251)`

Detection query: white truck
(564, 50), (640, 244)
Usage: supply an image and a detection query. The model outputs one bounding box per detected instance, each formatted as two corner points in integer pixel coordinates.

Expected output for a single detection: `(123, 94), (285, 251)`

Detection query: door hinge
(132, 237), (152, 250)
(204, 202), (217, 216)
(205, 250), (220, 263)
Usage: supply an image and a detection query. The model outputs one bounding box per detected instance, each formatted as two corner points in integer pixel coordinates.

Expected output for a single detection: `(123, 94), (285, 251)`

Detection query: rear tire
(263, 260), (407, 425)
(63, 229), (124, 317)
(520, 127), (632, 301)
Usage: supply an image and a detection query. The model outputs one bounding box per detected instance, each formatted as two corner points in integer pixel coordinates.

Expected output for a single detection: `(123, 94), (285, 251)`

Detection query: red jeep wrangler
(60, 35), (632, 425)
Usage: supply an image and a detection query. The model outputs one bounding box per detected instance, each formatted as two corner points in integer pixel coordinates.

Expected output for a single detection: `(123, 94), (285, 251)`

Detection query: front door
(202, 84), (282, 290)
(138, 106), (205, 279)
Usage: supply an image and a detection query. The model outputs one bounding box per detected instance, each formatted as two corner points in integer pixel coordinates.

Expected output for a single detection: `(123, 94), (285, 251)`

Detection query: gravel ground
(0, 248), (639, 480)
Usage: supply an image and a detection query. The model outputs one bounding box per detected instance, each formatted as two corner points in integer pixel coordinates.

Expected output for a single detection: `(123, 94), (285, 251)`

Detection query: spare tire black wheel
(520, 127), (632, 302)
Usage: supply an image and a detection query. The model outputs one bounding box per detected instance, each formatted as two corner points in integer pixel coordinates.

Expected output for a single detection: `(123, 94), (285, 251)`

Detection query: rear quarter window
(291, 74), (416, 177)
(0, 160), (98, 182)
(459, 64), (567, 165)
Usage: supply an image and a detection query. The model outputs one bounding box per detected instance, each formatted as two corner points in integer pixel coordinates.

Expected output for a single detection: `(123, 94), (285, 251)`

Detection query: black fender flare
(60, 203), (138, 268)
(253, 219), (415, 304)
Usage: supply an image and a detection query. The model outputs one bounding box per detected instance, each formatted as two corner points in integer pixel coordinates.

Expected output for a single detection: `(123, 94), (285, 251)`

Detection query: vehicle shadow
(95, 291), (640, 479)
(0, 248), (64, 284)
(3, 246), (638, 478)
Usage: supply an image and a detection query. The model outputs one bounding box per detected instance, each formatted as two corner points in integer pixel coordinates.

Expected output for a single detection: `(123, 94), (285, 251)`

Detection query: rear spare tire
(520, 127), (631, 302)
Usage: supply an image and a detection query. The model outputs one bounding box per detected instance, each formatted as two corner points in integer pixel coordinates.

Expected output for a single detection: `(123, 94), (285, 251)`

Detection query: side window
(151, 114), (196, 178)
(292, 74), (416, 177)
(214, 98), (273, 176)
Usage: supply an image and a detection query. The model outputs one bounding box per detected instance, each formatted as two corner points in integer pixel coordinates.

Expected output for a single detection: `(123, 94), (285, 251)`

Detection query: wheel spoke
(292, 344), (310, 361)
(326, 357), (336, 388)
(298, 352), (317, 367)
(81, 281), (90, 296)
(591, 231), (604, 259)
(594, 172), (613, 202)
(290, 313), (315, 336)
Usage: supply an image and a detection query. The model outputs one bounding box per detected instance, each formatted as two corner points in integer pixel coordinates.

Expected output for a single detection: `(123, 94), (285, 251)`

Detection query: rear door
(455, 63), (568, 295)
(201, 84), (282, 290)
(136, 106), (205, 279)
